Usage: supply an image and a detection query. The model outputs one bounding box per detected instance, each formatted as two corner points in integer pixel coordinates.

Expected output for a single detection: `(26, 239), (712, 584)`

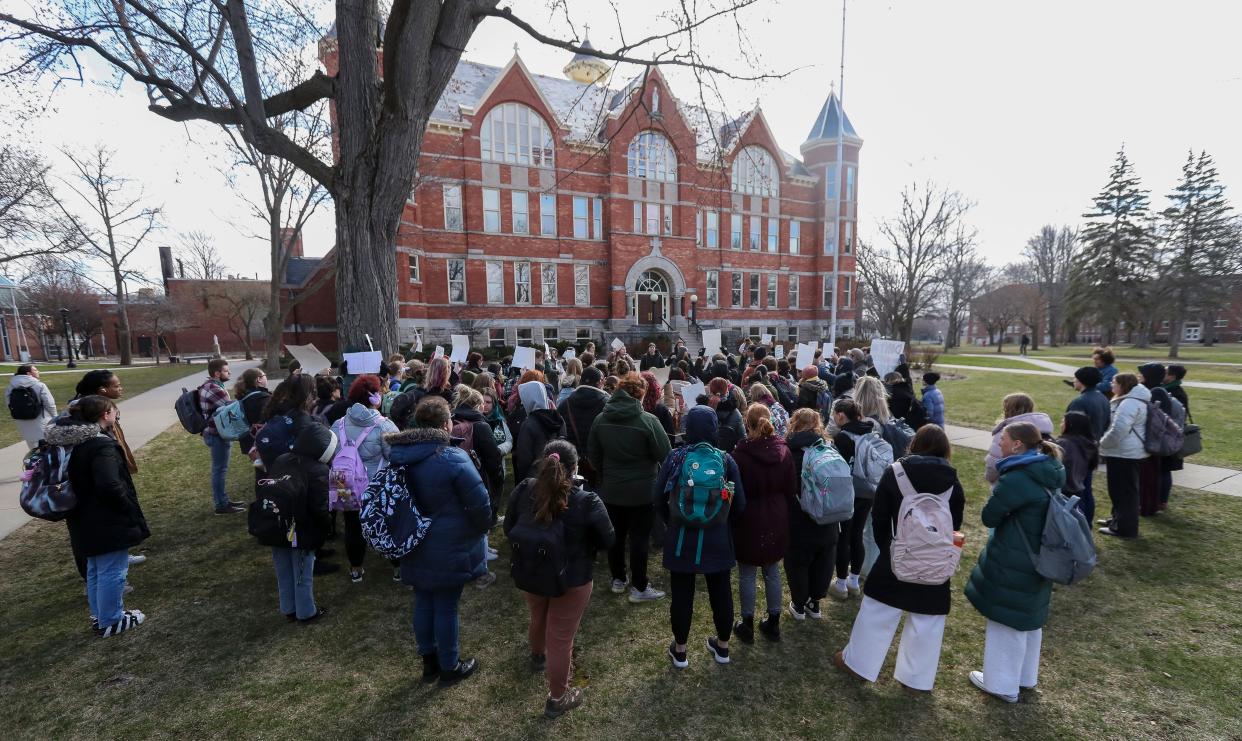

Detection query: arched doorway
(632, 270), (670, 325)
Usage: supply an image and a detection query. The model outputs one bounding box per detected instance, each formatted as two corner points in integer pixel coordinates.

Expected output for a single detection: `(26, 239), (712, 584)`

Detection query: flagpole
(828, 0), (846, 349)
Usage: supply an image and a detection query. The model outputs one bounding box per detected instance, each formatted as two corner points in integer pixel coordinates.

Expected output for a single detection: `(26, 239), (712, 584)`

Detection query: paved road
(0, 362), (259, 541)
(940, 361), (1242, 392)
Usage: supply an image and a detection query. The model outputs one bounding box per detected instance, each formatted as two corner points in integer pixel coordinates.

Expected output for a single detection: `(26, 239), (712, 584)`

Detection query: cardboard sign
(610, 337), (625, 352)
(870, 338), (906, 377)
(342, 350), (383, 374)
(681, 380), (706, 409)
(701, 329), (722, 357)
(449, 335), (469, 363)
(513, 346), (537, 370)
(285, 343), (331, 376)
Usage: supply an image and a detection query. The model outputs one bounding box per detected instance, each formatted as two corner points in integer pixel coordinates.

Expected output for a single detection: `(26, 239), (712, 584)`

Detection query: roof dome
(562, 35), (611, 85)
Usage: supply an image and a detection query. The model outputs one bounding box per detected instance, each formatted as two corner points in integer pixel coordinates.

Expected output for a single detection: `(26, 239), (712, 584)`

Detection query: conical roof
(804, 91), (857, 142)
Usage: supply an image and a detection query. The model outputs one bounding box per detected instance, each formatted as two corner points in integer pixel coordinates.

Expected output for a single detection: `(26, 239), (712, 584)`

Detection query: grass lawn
(929, 343), (1242, 366)
(932, 355), (1051, 371)
(0, 365), (198, 448)
(1, 429), (1240, 739)
(937, 370), (1241, 469)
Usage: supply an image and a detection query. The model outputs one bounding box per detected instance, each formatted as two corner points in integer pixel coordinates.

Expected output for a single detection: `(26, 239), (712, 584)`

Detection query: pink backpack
(889, 461), (961, 585)
(328, 420), (376, 512)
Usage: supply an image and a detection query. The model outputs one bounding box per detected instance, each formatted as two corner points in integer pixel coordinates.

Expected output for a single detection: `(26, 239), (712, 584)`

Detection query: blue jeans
(272, 548), (317, 619)
(204, 432), (232, 509)
(87, 549), (130, 627)
(738, 563), (783, 617)
(1079, 471), (1096, 524)
(413, 585), (464, 671)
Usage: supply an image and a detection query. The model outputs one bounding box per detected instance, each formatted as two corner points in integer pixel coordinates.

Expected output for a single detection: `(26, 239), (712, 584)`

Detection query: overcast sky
(8, 0), (1241, 283)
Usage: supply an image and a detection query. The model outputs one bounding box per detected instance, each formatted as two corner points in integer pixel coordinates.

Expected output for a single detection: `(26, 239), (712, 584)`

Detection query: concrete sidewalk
(943, 423), (1242, 498)
(939, 362), (1242, 392)
(0, 361), (259, 541)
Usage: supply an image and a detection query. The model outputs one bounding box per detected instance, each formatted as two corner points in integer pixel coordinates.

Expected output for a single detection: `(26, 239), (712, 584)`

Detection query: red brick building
(295, 36), (863, 353)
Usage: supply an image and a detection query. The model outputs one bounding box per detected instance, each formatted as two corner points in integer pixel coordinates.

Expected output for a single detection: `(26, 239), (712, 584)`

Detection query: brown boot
(832, 649), (866, 682)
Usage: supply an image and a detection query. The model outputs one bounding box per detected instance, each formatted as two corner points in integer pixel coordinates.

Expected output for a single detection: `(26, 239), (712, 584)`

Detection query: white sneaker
(828, 580), (849, 601)
(485, 550), (499, 562)
(611, 579), (627, 594)
(628, 586), (665, 603)
(788, 600), (806, 620)
(969, 670), (1018, 703)
(846, 575), (861, 597)
(128, 553), (146, 565)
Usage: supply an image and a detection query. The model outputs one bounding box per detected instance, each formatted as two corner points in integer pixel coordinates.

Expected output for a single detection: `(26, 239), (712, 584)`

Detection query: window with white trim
(845, 166), (857, 201)
(626, 130), (677, 182)
(574, 264), (590, 306)
(542, 327), (559, 342)
(540, 193), (556, 236)
(514, 261), (531, 305)
(843, 276), (852, 307)
(749, 216), (760, 251)
(825, 225), (837, 256)
(767, 217), (778, 253)
(443, 186), (462, 230)
(646, 203), (659, 235)
(485, 260), (503, 304)
(541, 263), (558, 305)
(447, 259), (466, 304)
(482, 188), (500, 233)
(706, 271), (718, 308)
(512, 191), (529, 234)
(787, 326), (798, 343)
(790, 220), (800, 254)
(843, 221), (853, 255)
(749, 274), (760, 308)
(731, 213), (742, 250)
(825, 164), (839, 199)
(480, 102), (554, 167)
(840, 324), (852, 338)
(408, 254), (420, 283)
(822, 274), (833, 308)
(632, 202), (642, 233)
(767, 274), (777, 307)
(663, 204), (673, 236)
(731, 145), (780, 197)
(695, 211), (702, 246)
(706, 212), (719, 248)
(488, 328), (506, 347)
(789, 274), (799, 308)
(572, 197), (589, 239)
(576, 327), (593, 341)
(731, 272), (742, 307)
(592, 197), (602, 239)
(1215, 318), (1230, 328)
(516, 328), (533, 344)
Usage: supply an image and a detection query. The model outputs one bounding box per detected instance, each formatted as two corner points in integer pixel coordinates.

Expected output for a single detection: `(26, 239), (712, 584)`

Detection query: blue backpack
(665, 443), (733, 565)
(213, 390), (264, 442)
(360, 466), (432, 559)
(255, 415), (296, 468)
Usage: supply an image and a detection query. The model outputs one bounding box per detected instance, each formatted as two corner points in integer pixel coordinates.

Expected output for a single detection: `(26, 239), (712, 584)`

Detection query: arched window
(635, 270), (670, 294)
(479, 102), (555, 167)
(627, 131), (677, 182)
(731, 145), (780, 197)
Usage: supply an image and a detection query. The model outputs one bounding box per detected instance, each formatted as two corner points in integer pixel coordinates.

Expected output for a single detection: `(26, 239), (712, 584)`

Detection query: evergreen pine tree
(1076, 147), (1157, 345)
(1161, 150), (1239, 357)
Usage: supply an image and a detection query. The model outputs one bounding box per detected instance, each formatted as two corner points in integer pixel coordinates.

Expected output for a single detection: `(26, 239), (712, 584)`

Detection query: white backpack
(844, 428), (893, 496)
(889, 461), (961, 585)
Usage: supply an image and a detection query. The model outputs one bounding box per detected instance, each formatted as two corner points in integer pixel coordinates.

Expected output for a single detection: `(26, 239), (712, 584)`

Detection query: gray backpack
(1013, 488), (1097, 586)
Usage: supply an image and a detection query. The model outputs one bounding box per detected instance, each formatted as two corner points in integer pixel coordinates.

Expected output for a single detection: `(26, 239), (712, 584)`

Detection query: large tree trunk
(1167, 294), (1186, 359)
(264, 311), (283, 372)
(333, 194), (402, 354)
(114, 278), (133, 366)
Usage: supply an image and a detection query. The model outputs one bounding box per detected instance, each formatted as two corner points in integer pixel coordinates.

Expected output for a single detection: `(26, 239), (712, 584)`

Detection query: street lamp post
(689, 294), (699, 328)
(59, 307), (76, 369)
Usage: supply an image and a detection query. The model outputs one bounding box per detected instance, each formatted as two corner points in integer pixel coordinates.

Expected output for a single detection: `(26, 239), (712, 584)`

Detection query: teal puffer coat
(965, 453), (1065, 632)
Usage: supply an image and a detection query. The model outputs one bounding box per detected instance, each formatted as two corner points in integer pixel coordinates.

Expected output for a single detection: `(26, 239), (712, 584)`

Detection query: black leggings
(342, 510), (366, 568)
(786, 520), (839, 606)
(836, 499), (874, 578)
(606, 503), (654, 591)
(670, 570), (733, 645)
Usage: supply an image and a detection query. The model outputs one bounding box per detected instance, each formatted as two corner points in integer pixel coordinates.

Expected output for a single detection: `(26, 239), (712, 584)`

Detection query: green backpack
(666, 442), (733, 565)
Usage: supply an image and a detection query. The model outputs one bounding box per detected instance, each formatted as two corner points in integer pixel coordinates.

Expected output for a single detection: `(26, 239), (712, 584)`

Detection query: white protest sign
(285, 343), (332, 376)
(414, 332), (423, 353)
(544, 342), (552, 359)
(651, 367), (670, 385)
(794, 343), (814, 366)
(822, 342), (834, 362)
(681, 380), (706, 409)
(563, 348), (576, 361)
(432, 345), (444, 360)
(610, 337), (625, 352)
(513, 346), (537, 370)
(870, 339), (906, 377)
(449, 334), (470, 363)
(342, 350), (383, 374)
(761, 333), (773, 346)
(701, 329), (722, 357)
(774, 345), (785, 360)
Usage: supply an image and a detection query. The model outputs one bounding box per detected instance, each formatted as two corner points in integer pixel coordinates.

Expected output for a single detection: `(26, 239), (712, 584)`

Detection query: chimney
(176, 258), (185, 278)
(158, 245), (174, 285)
(280, 228), (304, 258)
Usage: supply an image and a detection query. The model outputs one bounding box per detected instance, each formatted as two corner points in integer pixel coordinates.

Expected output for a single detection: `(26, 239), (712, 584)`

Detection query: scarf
(995, 450), (1049, 475)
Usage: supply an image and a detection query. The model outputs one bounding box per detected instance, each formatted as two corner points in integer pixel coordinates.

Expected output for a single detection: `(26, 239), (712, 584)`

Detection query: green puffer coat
(964, 453), (1065, 632)
(587, 390), (671, 507)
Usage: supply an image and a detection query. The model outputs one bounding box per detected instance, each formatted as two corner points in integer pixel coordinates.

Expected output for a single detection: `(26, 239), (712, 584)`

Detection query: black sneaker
(530, 653), (547, 672)
(421, 653), (439, 683)
(667, 641), (688, 669)
(214, 503), (245, 514)
(297, 607), (328, 624)
(544, 687), (584, 719)
(227, 499), (245, 507)
(788, 600), (806, 620)
(805, 599), (823, 619)
(100, 609), (145, 637)
(438, 657), (479, 687)
(759, 613), (781, 642)
(733, 616), (754, 644)
(706, 637), (730, 664)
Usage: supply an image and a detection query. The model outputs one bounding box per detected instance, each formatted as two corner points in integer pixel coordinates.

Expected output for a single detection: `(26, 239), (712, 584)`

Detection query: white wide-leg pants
(841, 596), (946, 691)
(981, 618), (1042, 698)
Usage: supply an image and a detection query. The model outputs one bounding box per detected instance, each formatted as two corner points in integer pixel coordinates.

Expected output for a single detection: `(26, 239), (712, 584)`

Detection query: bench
(177, 354), (215, 364)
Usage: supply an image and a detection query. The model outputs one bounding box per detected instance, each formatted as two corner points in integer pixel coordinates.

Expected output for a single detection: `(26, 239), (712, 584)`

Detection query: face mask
(368, 392), (382, 406)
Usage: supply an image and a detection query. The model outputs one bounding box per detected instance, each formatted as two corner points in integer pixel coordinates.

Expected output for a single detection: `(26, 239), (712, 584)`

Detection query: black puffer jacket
(504, 480), (615, 588)
(558, 385), (608, 459)
(262, 424), (336, 551)
(48, 419), (150, 559)
(513, 408), (566, 483)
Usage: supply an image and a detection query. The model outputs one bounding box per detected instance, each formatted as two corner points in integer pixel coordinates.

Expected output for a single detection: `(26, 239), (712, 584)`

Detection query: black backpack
(255, 415), (296, 468)
(248, 472), (304, 548)
(8, 386), (41, 420)
(175, 387), (206, 434)
(508, 496), (569, 597)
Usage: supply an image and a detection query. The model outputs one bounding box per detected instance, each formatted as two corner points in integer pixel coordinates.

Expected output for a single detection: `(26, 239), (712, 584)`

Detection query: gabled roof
(804, 91), (858, 142)
(283, 257), (323, 287)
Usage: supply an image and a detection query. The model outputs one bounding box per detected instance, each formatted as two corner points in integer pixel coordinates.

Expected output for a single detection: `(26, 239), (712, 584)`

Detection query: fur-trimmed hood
(384, 426), (454, 467)
(383, 426), (450, 446)
(42, 417), (102, 447)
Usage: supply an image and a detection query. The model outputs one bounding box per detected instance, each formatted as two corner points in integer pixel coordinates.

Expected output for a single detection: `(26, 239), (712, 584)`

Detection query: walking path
(939, 362), (1242, 392)
(0, 362), (259, 541)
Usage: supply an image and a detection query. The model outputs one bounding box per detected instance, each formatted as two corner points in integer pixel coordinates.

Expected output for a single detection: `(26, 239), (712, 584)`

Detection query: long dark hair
(74, 370), (115, 400)
(263, 375), (316, 419)
(68, 395), (114, 424)
(531, 439), (577, 523)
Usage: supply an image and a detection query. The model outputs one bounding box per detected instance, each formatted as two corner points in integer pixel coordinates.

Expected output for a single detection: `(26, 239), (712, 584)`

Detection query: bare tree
(0, 145), (82, 263)
(210, 280), (268, 360)
(2, 0), (783, 354)
(856, 239), (905, 339)
(972, 284), (1029, 353)
(1021, 225), (1077, 348)
(130, 293), (194, 364)
(177, 230), (226, 279)
(866, 182), (973, 342)
(939, 230), (990, 351)
(17, 255), (103, 356)
(49, 146), (161, 365)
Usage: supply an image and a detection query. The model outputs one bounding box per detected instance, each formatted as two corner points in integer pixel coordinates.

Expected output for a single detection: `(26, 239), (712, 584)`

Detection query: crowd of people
(15, 339), (1197, 717)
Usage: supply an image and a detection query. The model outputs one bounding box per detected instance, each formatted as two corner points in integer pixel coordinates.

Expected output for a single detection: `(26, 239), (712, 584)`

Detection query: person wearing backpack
(730, 404), (795, 643)
(1138, 363), (1181, 516)
(884, 371), (928, 432)
(504, 440), (614, 719)
(853, 376), (912, 458)
(451, 385), (506, 517)
(390, 396), (492, 686)
(48, 396), (150, 637)
(1056, 412), (1100, 523)
(921, 373), (945, 428)
(513, 381), (566, 484)
(197, 359), (241, 514)
(653, 406), (746, 668)
(984, 393), (1054, 484)
(230, 368), (271, 462)
(748, 383), (789, 439)
(1097, 373), (1149, 539)
(706, 378), (746, 453)
(783, 409), (844, 621)
(588, 373), (672, 604)
(335, 375), (399, 583)
(833, 425), (964, 692)
(965, 421), (1065, 703)
(254, 423), (339, 624)
(829, 398), (891, 601)
(7, 364), (57, 449)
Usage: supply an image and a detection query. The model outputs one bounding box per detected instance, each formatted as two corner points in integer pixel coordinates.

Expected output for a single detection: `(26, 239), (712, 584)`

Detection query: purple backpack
(328, 420), (376, 512)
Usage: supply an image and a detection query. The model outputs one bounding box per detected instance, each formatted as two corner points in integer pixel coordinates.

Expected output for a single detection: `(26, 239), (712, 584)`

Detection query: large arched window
(627, 131), (677, 182)
(479, 102), (555, 167)
(731, 145), (780, 197)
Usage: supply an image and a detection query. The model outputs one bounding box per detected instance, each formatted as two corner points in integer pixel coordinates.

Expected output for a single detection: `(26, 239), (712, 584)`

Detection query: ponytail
(532, 439), (578, 523)
(1004, 421), (1062, 461)
(744, 403), (775, 440)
